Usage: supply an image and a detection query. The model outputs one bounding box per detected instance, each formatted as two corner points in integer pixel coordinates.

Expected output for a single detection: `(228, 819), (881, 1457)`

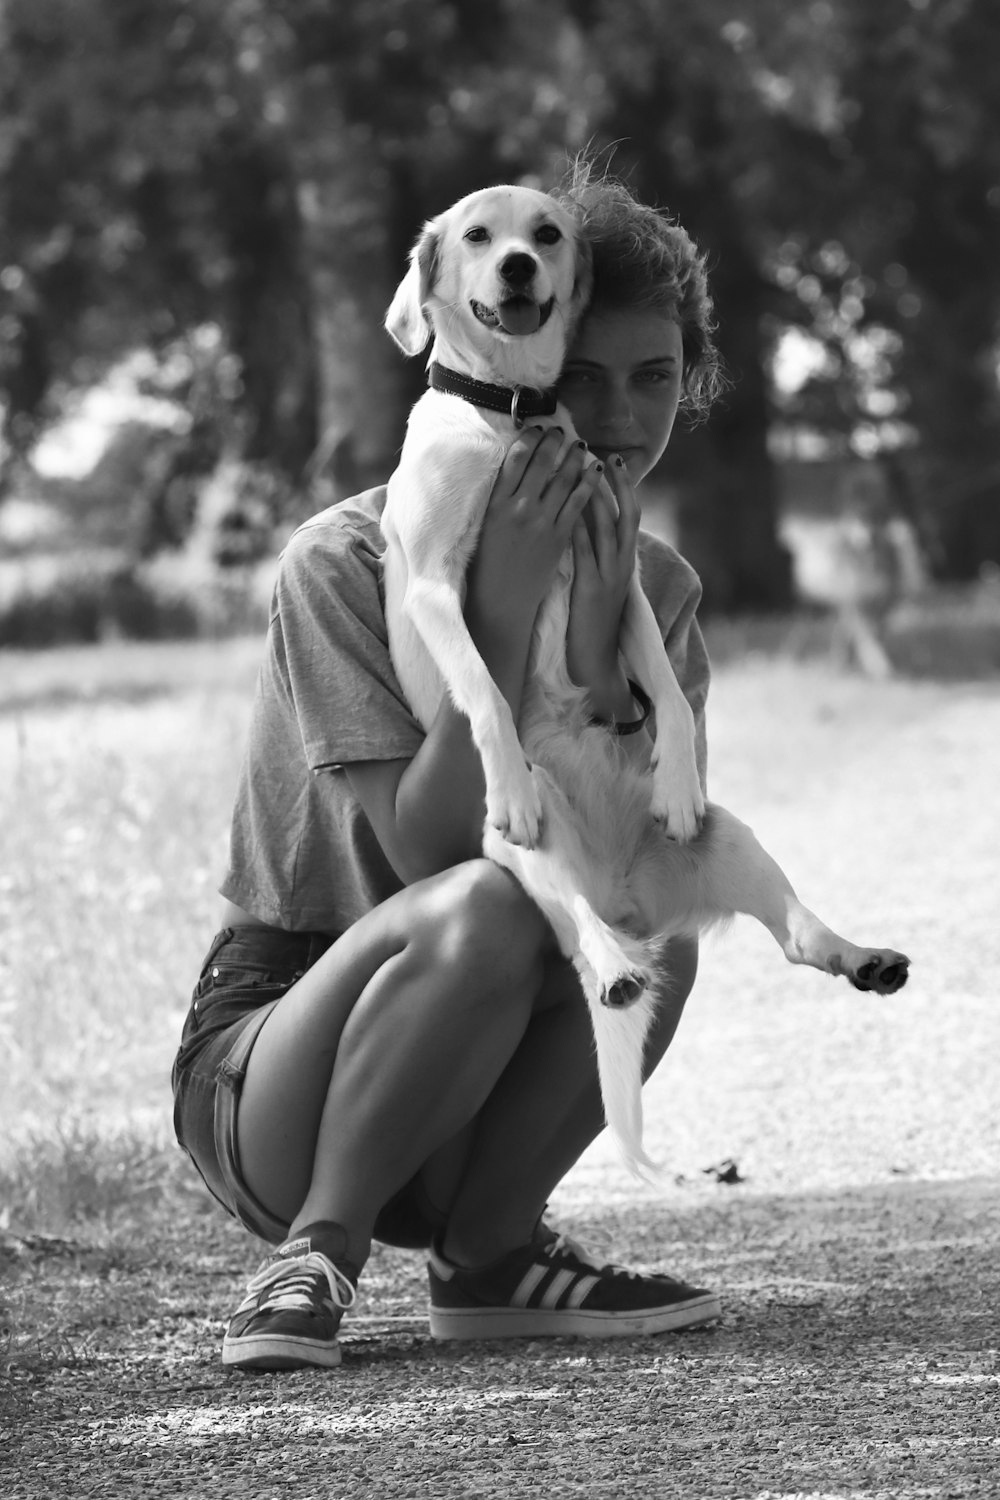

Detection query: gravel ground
(2, 1174), (997, 1500)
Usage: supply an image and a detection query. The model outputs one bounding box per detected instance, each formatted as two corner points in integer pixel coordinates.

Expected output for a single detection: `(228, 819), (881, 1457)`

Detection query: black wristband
(593, 679), (651, 736)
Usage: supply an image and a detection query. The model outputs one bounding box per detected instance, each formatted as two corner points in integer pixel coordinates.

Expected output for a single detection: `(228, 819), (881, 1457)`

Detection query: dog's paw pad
(850, 952), (910, 995)
(601, 971), (647, 1009)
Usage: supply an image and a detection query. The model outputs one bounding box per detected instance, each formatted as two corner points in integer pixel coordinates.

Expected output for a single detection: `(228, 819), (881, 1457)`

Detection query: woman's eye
(536, 224), (563, 246)
(464, 226), (490, 244)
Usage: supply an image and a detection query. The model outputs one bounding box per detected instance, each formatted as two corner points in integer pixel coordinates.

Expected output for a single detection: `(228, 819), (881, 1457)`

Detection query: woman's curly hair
(551, 157), (725, 420)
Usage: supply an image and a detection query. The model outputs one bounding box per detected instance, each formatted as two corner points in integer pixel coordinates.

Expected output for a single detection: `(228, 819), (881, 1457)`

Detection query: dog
(381, 184), (910, 1176)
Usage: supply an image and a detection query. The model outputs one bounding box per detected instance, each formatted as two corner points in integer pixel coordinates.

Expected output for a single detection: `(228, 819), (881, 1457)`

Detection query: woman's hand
(465, 427), (604, 634)
(565, 453), (641, 719)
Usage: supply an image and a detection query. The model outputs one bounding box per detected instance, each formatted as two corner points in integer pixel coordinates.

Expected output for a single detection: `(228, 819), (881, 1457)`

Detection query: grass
(0, 638), (264, 1382)
(2, 610), (997, 1175)
(2, 613), (999, 1394)
(0, 637), (260, 1139)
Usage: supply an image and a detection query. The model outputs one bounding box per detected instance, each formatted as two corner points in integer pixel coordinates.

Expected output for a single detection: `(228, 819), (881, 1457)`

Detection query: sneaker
(222, 1221), (358, 1370)
(427, 1221), (720, 1340)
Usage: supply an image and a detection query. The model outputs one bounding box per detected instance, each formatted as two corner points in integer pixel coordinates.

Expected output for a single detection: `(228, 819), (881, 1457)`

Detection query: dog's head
(385, 185), (592, 387)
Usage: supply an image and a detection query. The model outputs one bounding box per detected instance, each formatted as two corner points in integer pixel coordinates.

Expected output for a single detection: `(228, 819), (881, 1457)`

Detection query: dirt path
(3, 1175), (997, 1499)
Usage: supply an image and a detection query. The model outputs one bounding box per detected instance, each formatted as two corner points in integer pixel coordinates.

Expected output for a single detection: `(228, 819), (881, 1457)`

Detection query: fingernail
(613, 454), (625, 468)
(594, 461), (604, 473)
(576, 440), (587, 450)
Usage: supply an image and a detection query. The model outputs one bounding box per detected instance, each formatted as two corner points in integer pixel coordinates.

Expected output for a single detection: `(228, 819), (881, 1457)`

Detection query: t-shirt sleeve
(271, 513), (425, 771)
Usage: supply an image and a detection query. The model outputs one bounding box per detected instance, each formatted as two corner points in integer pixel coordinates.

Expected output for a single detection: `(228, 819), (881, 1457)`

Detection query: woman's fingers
(587, 476), (619, 570)
(604, 454), (641, 550)
(554, 459), (608, 540)
(490, 428), (588, 516)
(492, 425), (552, 502)
(488, 431), (639, 567)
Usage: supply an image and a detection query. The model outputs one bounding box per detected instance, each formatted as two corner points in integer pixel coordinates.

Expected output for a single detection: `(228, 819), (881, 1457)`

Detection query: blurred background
(1, 0), (999, 668)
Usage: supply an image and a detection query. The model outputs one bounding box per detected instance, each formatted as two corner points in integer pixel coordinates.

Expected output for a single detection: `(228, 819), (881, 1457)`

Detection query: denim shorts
(171, 925), (446, 1249)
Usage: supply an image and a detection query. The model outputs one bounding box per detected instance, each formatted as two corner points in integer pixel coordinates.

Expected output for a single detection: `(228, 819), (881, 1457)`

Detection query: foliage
(1, 0), (998, 604)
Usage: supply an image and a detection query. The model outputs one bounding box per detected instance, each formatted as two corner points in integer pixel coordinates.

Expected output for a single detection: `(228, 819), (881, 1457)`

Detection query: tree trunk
(288, 118), (411, 500)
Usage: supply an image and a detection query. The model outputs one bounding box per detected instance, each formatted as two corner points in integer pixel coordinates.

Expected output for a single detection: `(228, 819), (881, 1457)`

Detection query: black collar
(429, 362), (558, 428)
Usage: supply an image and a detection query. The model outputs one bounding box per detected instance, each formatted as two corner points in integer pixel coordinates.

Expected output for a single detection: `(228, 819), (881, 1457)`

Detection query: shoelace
(545, 1229), (642, 1282)
(546, 1228), (691, 1287)
(242, 1251), (357, 1316)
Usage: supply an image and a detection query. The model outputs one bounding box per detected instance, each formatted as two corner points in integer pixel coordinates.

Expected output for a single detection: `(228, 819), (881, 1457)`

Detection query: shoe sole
(428, 1291), (721, 1340)
(222, 1333), (342, 1370)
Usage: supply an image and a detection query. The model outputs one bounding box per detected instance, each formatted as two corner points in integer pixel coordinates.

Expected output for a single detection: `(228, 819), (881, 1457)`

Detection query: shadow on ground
(2, 1175), (996, 1499)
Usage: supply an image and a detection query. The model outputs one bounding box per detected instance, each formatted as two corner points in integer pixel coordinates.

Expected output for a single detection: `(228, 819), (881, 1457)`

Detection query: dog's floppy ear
(385, 222), (440, 356)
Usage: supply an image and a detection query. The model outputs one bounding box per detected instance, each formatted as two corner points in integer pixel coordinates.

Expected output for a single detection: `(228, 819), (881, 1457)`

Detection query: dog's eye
(464, 226), (490, 244)
(535, 224), (563, 246)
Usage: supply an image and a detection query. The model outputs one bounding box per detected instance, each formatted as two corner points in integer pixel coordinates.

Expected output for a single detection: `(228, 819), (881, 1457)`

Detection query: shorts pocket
(191, 960), (299, 1027)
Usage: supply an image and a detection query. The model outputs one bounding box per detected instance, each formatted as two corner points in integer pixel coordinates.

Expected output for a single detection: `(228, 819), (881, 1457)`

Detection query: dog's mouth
(471, 296), (555, 337)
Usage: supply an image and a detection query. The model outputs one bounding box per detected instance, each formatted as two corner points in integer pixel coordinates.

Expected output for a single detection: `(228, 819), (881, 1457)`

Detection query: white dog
(381, 184), (909, 1175)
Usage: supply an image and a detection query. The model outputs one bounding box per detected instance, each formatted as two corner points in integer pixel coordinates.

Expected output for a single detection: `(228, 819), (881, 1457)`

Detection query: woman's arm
(346, 428), (603, 884)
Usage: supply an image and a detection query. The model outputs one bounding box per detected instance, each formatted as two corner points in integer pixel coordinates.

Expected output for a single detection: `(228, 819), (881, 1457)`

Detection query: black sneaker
(428, 1221), (720, 1339)
(222, 1221), (358, 1370)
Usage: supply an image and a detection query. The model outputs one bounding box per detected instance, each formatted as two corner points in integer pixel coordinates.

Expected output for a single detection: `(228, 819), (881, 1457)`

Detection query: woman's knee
(414, 859), (550, 988)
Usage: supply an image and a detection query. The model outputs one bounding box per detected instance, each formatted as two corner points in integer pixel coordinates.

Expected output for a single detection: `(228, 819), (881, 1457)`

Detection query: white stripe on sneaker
(540, 1268), (577, 1309)
(566, 1273), (600, 1309)
(511, 1263), (548, 1307)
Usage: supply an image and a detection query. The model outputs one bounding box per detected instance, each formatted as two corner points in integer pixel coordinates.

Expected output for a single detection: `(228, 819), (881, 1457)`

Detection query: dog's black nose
(500, 252), (537, 288)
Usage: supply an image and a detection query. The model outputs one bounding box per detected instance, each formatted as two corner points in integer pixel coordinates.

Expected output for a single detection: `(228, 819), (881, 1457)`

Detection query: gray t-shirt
(221, 486), (710, 935)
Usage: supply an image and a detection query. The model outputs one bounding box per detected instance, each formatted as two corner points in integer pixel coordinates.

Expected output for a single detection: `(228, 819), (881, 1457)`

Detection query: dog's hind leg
(618, 577), (705, 844)
(690, 806), (911, 995)
(483, 768), (654, 1008)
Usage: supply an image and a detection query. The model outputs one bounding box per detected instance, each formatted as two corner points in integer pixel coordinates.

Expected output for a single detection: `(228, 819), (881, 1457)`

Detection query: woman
(172, 169), (724, 1370)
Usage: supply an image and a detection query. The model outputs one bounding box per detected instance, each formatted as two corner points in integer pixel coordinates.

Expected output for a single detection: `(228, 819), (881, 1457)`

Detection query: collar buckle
(510, 386), (532, 429)
(429, 362), (557, 424)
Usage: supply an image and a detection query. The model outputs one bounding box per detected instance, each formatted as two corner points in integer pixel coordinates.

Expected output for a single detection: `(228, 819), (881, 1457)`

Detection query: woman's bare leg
(235, 860), (552, 1269)
(237, 858), (698, 1275)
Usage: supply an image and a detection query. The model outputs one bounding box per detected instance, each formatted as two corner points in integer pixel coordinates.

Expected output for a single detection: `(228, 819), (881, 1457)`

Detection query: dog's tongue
(497, 298), (541, 336)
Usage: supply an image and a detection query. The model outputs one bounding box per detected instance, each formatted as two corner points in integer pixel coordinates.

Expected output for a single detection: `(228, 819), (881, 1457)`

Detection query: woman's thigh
(171, 925), (335, 1240)
(234, 859), (551, 1224)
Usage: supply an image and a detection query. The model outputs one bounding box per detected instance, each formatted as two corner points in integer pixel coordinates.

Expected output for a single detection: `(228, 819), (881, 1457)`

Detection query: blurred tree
(551, 0), (819, 608)
(0, 0), (317, 487)
(0, 0), (585, 498)
(1, 0), (998, 599)
(247, 0), (599, 495)
(835, 0), (1000, 579)
(734, 0), (1000, 580)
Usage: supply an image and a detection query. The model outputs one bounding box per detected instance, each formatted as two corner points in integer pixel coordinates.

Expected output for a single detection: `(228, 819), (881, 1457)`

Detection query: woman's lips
(588, 445), (641, 465)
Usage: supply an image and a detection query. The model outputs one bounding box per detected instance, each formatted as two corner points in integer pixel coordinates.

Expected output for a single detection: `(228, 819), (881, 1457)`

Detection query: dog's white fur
(382, 185), (909, 1176)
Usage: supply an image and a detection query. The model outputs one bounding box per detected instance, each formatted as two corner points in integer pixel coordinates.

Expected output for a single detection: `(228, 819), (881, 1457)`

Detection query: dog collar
(429, 362), (559, 429)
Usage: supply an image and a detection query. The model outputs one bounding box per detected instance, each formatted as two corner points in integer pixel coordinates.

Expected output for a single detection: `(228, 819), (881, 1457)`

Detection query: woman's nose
(599, 386), (634, 430)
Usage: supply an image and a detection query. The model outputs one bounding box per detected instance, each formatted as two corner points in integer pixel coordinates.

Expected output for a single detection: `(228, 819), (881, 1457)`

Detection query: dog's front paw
(846, 949), (910, 995)
(649, 752), (705, 843)
(486, 763), (543, 848)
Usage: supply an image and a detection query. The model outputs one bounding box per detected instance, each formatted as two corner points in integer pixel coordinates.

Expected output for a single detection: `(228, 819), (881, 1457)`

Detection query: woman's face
(557, 304), (684, 485)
